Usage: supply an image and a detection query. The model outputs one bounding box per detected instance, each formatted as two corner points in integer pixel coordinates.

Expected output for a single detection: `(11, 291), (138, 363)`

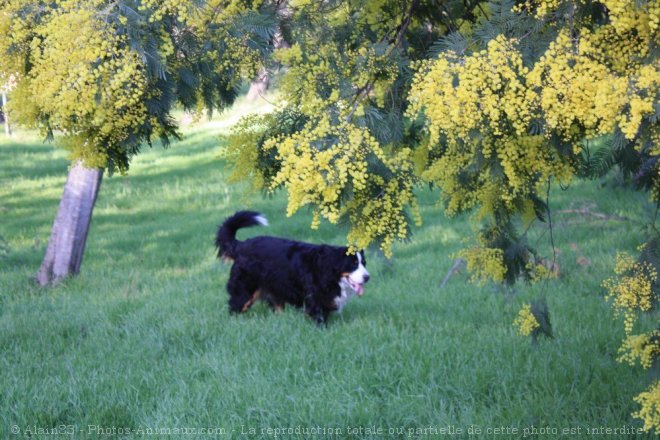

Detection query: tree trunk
(2, 92), (10, 136)
(245, 21), (289, 101)
(36, 162), (103, 286)
(246, 68), (270, 101)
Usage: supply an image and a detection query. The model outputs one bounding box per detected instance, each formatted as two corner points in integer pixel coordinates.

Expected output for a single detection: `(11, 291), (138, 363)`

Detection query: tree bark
(36, 162), (103, 286)
(245, 17), (289, 101)
(246, 67), (270, 101)
(2, 92), (11, 136)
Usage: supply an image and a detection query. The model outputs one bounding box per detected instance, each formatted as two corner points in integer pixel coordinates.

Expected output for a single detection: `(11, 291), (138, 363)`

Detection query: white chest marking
(335, 279), (356, 312)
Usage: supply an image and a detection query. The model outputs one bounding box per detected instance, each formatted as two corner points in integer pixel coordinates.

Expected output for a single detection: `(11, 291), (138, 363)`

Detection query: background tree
(246, 0), (291, 100)
(0, 0), (275, 285)
(0, 72), (14, 136)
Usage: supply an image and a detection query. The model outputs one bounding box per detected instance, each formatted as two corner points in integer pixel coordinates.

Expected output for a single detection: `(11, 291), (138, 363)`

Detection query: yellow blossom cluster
(2, 0), (265, 172)
(290, 0), (404, 37)
(140, 0), (194, 23)
(604, 249), (659, 431)
(618, 331), (660, 369)
(408, 36), (574, 221)
(5, 3), (149, 169)
(525, 260), (558, 282)
(225, 113), (273, 192)
(409, 0), (659, 223)
(457, 246), (507, 285)
(266, 116), (369, 222)
(514, 0), (565, 18)
(409, 3), (659, 281)
(0, 2), (38, 73)
(275, 43), (344, 115)
(345, 148), (420, 256)
(518, 0), (660, 42)
(603, 252), (657, 334)
(513, 303), (540, 336)
(528, 29), (658, 143)
(581, 25), (649, 74)
(599, 0), (659, 40)
(264, 115), (418, 257)
(219, 32), (263, 81)
(136, 0), (263, 79)
(225, 108), (309, 193)
(633, 381), (660, 433)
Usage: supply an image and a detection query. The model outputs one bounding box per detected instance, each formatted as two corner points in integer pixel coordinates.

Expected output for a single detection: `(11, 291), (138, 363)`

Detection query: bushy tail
(215, 211), (268, 259)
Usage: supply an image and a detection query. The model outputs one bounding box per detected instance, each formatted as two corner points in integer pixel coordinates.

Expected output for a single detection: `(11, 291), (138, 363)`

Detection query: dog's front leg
(304, 295), (329, 325)
(298, 260), (330, 325)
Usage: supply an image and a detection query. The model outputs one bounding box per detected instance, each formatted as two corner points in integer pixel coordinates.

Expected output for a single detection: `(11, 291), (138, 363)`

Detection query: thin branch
(345, 0), (419, 123)
(440, 258), (466, 288)
(345, 83), (373, 123)
(394, 0), (420, 47)
(441, 4), (460, 34)
(546, 178), (557, 269)
(476, 2), (488, 19)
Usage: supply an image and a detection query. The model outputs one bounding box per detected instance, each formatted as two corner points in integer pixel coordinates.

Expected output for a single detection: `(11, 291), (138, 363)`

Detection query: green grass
(0, 99), (656, 439)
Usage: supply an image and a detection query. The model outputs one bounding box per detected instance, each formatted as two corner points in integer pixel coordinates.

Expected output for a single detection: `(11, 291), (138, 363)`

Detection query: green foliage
(225, 107), (308, 192)
(578, 134), (660, 202)
(577, 138), (622, 180)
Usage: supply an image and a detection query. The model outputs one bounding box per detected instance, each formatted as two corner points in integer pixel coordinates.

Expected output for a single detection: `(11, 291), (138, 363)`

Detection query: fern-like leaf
(578, 139), (618, 179)
(474, 0), (518, 44)
(428, 32), (470, 57)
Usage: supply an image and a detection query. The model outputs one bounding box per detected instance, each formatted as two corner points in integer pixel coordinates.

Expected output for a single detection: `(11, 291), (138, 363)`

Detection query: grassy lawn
(0, 99), (656, 439)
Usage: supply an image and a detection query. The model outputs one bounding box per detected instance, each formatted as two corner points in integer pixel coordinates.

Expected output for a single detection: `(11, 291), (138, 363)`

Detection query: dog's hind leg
(263, 294), (285, 313)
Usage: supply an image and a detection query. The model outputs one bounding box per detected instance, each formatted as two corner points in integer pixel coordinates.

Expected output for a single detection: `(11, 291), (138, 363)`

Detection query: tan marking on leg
(241, 289), (261, 312)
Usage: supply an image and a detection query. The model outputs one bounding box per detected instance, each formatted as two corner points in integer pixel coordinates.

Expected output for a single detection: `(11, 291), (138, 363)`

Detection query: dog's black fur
(215, 211), (369, 324)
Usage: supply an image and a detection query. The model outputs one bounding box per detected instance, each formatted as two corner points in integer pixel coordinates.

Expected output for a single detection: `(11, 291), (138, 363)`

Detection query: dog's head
(305, 246), (370, 311)
(335, 250), (369, 311)
(338, 250), (370, 296)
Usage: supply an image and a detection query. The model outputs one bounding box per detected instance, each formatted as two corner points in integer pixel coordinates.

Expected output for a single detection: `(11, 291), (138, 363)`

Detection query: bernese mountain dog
(215, 211), (370, 324)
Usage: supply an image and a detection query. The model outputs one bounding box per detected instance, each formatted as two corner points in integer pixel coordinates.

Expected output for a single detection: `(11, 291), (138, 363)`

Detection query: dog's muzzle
(342, 272), (370, 296)
(345, 276), (365, 296)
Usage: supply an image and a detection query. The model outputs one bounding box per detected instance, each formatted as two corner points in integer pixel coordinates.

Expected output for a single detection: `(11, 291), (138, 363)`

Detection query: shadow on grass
(0, 141), (68, 181)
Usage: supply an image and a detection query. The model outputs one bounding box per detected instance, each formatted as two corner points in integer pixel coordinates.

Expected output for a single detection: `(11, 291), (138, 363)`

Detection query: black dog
(215, 211), (370, 324)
